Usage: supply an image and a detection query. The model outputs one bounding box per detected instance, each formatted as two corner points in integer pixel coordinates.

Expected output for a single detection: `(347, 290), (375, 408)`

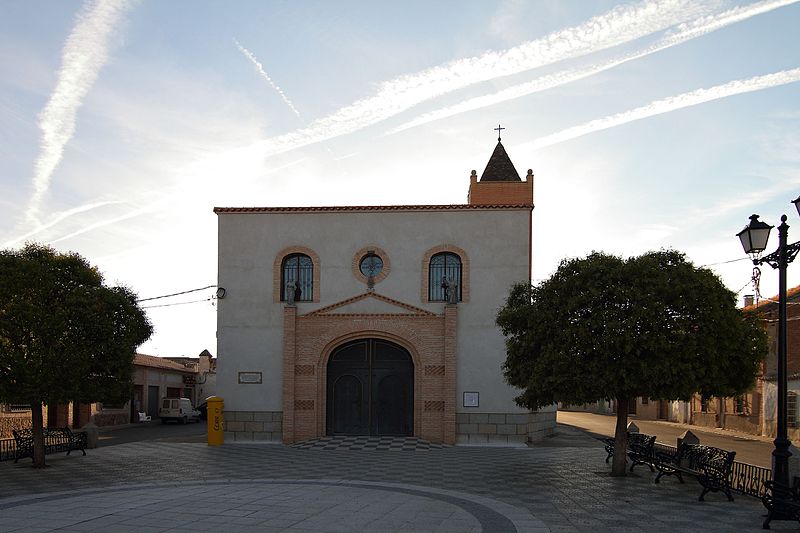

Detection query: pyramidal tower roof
(479, 141), (521, 182)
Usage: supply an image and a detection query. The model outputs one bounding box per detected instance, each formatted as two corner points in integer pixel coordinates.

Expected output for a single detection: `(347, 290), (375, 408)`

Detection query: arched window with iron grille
(428, 252), (462, 301)
(281, 253), (313, 301)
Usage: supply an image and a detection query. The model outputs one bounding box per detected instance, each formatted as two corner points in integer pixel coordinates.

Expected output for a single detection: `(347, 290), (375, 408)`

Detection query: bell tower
(468, 126), (533, 206)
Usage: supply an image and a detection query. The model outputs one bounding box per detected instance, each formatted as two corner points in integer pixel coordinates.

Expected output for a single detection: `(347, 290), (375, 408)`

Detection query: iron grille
(0, 438), (16, 462)
(428, 253), (461, 301)
(282, 254), (313, 301)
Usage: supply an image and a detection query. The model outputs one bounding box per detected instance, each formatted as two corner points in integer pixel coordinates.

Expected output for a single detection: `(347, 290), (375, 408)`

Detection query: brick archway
(282, 306), (457, 444)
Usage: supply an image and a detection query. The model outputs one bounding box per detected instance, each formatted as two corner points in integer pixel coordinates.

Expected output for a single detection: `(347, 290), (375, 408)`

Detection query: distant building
(1, 350), (212, 433)
(215, 138), (556, 445)
(560, 287), (799, 441)
(748, 285), (800, 440)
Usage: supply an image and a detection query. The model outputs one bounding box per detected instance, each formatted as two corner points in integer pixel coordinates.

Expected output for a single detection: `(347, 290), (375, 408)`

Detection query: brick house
(748, 286), (800, 439)
(679, 286), (798, 438)
(92, 352), (203, 425)
(215, 140), (555, 445)
(127, 353), (199, 420)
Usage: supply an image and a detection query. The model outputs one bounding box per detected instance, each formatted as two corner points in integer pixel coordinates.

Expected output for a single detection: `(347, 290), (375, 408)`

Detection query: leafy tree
(0, 244), (152, 467)
(497, 250), (766, 476)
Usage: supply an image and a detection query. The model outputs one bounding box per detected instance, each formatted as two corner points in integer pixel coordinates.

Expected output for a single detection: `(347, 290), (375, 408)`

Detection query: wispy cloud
(27, 0), (132, 224)
(527, 68), (800, 150)
(252, 0), (715, 157)
(20, 154), (309, 247)
(388, 0), (798, 134)
(234, 39), (302, 119)
(46, 201), (162, 246)
(2, 199), (123, 248)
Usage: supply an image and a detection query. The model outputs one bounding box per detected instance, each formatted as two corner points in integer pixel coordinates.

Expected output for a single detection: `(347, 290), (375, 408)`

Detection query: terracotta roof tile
(742, 284), (800, 311)
(134, 353), (194, 372)
(214, 204), (532, 214)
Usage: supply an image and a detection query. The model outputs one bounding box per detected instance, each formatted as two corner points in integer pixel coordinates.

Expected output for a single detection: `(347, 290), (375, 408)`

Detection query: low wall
(692, 413), (719, 428)
(223, 411), (283, 442)
(456, 411), (555, 445)
(92, 412), (130, 427)
(0, 414), (31, 438)
(723, 414), (759, 436)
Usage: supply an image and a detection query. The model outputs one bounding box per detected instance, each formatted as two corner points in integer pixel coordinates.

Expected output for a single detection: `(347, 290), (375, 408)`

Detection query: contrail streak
(527, 68), (800, 150)
(235, 39), (302, 119)
(46, 202), (161, 246)
(31, 156), (309, 246)
(27, 0), (132, 225)
(2, 200), (123, 248)
(388, 0), (798, 134)
(252, 0), (716, 158)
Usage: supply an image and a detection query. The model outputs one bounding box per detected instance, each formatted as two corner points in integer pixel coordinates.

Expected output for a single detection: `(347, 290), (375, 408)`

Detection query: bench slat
(654, 443), (735, 501)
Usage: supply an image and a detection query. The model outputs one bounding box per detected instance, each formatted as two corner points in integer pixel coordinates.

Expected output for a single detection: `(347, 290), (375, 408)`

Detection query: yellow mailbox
(206, 396), (224, 446)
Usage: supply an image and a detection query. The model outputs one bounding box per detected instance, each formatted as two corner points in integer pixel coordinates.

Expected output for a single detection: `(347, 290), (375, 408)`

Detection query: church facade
(214, 141), (555, 445)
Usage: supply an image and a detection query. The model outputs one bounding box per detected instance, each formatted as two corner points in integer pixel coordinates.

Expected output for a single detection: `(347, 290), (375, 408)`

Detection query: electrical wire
(700, 257), (750, 268)
(733, 280), (752, 295)
(137, 285), (217, 302)
(141, 297), (213, 310)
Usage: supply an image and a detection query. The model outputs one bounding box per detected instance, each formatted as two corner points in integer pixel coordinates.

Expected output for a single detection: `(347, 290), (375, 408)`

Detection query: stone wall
(722, 413), (759, 435)
(0, 414), (31, 438)
(692, 412), (719, 428)
(223, 410), (282, 442)
(456, 411), (554, 445)
(92, 412), (130, 427)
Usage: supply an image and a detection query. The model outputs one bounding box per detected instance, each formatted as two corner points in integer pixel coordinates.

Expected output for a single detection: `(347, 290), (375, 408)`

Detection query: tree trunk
(31, 403), (46, 468)
(611, 397), (628, 477)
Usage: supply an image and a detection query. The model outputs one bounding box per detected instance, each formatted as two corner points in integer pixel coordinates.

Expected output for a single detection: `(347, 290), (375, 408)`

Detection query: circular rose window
(352, 247), (390, 286)
(359, 252), (384, 278)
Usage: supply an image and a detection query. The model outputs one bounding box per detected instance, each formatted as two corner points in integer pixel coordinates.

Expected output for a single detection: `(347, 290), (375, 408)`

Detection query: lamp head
(737, 214), (773, 257)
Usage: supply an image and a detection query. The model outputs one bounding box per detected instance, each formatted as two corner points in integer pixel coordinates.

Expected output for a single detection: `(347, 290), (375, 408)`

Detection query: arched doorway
(326, 338), (413, 436)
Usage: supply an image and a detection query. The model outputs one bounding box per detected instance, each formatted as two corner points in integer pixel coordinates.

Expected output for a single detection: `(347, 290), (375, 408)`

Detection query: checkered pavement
(292, 436), (448, 451)
(0, 428), (793, 532)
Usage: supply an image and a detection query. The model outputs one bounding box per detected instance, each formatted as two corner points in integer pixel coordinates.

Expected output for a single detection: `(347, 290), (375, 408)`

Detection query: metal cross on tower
(494, 124), (505, 141)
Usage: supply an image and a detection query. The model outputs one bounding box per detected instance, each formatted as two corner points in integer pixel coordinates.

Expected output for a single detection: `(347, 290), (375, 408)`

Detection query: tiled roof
(134, 353), (194, 372)
(214, 204), (532, 214)
(743, 284), (800, 311)
(479, 141), (522, 182)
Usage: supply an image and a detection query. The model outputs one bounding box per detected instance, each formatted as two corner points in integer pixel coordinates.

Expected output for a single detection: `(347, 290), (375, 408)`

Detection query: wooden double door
(326, 339), (413, 436)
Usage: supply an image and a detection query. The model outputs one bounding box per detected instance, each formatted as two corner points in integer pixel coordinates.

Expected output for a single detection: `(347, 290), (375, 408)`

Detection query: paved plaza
(0, 426), (794, 532)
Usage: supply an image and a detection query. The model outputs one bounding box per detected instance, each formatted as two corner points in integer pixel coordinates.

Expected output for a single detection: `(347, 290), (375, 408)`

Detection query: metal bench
(654, 443), (736, 501)
(603, 432), (657, 472)
(761, 479), (800, 529)
(12, 427), (88, 463)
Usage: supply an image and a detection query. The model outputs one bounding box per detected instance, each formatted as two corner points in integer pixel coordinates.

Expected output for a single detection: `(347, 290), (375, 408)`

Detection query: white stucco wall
(216, 207), (532, 415)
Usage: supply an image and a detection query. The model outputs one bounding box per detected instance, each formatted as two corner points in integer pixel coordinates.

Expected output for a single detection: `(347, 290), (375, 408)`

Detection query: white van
(158, 398), (201, 424)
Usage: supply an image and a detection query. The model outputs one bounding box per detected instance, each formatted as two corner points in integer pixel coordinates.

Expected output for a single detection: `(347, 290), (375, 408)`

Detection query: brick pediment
(303, 292), (436, 317)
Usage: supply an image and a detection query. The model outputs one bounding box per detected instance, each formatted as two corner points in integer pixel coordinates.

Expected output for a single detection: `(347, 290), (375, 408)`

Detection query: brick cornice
(215, 204), (533, 214)
(304, 291), (436, 317)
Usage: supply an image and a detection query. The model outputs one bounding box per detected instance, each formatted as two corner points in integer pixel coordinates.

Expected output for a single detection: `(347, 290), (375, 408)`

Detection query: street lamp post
(737, 196), (800, 487)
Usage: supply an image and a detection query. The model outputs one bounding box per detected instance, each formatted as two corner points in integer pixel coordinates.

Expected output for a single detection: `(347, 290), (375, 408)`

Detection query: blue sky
(1, 0), (799, 357)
